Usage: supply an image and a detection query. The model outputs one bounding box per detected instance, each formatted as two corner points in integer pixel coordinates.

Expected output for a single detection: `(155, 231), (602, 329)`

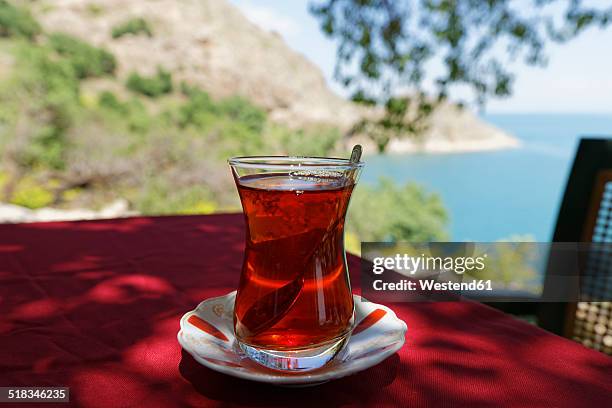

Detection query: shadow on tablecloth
(179, 349), (400, 406)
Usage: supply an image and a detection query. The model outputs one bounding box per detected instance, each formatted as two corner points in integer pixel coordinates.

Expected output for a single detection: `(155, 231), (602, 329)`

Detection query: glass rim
(228, 155), (365, 170)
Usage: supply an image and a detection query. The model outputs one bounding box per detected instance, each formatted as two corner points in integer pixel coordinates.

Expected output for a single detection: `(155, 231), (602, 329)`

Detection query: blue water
(361, 114), (612, 241)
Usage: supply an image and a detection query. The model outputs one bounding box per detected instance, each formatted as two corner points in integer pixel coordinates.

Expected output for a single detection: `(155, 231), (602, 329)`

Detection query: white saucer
(177, 291), (407, 386)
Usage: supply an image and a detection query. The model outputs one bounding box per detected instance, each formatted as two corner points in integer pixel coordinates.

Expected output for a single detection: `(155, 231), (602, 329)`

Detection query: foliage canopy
(348, 177), (448, 242)
(311, 0), (612, 150)
(112, 17), (153, 39)
(0, 0), (41, 39)
(48, 33), (116, 78)
(126, 68), (173, 97)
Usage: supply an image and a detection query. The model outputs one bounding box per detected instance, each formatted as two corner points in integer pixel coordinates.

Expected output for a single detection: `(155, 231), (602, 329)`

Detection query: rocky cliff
(31, 0), (518, 153)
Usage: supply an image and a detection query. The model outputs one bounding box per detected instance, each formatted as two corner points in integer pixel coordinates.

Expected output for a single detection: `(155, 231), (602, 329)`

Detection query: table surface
(1, 214), (611, 407)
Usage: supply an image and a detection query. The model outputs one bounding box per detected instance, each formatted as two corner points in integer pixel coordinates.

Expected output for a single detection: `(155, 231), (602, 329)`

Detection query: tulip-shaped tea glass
(229, 156), (364, 371)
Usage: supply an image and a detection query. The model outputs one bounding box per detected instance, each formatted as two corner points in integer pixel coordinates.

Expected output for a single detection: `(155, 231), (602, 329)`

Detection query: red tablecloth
(0, 214), (610, 407)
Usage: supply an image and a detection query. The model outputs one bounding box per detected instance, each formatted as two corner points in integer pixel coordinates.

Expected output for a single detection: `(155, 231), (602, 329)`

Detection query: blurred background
(1, 0), (611, 269)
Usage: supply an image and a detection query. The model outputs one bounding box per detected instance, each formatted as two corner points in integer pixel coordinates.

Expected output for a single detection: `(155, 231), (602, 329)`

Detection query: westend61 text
(372, 279), (493, 291)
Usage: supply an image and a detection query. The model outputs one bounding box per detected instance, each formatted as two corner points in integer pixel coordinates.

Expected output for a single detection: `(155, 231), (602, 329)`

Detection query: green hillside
(0, 1), (448, 249)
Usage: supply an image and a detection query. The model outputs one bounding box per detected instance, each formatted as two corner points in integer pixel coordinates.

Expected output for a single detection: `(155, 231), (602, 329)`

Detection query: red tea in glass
(229, 157), (363, 371)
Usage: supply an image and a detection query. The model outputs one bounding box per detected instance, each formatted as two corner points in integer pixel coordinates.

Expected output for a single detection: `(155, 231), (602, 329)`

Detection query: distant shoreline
(382, 135), (522, 155)
(353, 106), (522, 155)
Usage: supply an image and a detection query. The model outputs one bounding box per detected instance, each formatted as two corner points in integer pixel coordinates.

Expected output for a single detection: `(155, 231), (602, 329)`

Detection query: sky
(229, 0), (612, 114)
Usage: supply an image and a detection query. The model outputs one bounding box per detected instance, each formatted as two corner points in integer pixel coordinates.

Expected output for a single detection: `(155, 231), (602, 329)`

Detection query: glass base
(237, 333), (350, 372)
